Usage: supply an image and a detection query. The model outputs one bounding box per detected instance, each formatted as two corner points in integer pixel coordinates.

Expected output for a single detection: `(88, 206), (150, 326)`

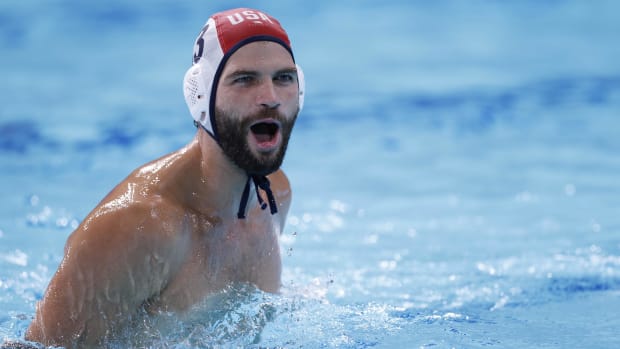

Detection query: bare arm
(25, 195), (189, 348)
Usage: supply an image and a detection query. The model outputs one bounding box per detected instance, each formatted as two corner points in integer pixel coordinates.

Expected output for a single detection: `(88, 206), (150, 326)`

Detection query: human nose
(256, 80), (280, 109)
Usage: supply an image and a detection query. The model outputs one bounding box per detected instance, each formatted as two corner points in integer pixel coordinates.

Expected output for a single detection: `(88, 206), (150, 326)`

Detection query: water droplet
(56, 217), (69, 228)
(363, 234), (379, 245)
(564, 183), (576, 196)
(4, 249), (28, 266)
(302, 213), (312, 223)
(329, 199), (347, 213)
(408, 228), (417, 238)
(29, 194), (40, 206)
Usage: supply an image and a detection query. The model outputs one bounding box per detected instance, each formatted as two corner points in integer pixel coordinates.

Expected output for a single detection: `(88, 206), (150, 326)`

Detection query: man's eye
(275, 73), (295, 83)
(233, 76), (254, 84)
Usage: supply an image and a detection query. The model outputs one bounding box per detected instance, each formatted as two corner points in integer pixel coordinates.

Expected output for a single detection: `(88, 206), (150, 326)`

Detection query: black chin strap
(193, 122), (277, 219)
(237, 175), (278, 219)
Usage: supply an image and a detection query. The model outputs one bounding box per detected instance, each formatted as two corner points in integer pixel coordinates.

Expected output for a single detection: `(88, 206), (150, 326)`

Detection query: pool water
(2, 1), (620, 348)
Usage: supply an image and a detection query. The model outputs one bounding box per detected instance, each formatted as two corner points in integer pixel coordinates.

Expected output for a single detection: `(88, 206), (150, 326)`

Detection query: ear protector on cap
(183, 63), (213, 134)
(296, 64), (306, 111)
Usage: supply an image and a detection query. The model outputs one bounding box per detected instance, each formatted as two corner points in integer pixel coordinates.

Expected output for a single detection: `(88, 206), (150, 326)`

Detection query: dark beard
(214, 107), (297, 176)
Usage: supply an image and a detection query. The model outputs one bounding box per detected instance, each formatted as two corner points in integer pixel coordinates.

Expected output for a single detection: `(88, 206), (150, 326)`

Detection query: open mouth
(249, 120), (281, 150)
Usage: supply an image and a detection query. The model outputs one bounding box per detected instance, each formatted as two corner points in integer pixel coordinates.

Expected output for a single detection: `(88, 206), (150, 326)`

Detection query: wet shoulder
(267, 169), (292, 227)
(72, 146), (197, 249)
(268, 169), (291, 202)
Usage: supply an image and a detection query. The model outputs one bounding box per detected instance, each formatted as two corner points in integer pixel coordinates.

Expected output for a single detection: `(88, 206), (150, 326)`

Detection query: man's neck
(191, 130), (255, 220)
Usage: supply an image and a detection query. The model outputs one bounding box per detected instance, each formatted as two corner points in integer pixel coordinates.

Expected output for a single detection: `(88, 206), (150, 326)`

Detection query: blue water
(2, 0), (620, 348)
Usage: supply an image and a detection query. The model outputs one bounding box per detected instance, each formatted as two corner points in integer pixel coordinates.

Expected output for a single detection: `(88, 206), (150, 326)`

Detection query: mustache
(214, 106), (292, 127)
(244, 108), (289, 123)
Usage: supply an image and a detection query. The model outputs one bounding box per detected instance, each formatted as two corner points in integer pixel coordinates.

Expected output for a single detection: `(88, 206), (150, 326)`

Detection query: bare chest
(150, 216), (282, 313)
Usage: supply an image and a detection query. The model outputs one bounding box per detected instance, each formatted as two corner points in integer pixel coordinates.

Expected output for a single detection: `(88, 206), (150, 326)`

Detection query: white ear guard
(183, 62), (213, 134)
(296, 63), (305, 111)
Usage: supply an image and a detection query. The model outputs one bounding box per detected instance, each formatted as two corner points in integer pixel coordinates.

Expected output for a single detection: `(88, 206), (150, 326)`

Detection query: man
(25, 8), (304, 348)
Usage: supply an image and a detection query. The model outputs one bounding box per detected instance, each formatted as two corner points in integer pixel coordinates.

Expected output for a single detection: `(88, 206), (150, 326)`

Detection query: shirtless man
(24, 8), (304, 348)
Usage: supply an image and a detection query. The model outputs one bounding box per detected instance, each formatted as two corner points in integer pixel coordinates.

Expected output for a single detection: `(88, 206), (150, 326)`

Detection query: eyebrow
(276, 67), (299, 77)
(224, 67), (298, 80)
(225, 69), (258, 79)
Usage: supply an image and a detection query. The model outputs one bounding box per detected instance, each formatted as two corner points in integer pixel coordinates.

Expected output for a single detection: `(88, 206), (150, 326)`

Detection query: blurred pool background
(1, 0), (619, 348)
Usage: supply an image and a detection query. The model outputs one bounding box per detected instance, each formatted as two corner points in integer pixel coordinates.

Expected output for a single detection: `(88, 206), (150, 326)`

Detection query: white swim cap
(183, 8), (305, 139)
